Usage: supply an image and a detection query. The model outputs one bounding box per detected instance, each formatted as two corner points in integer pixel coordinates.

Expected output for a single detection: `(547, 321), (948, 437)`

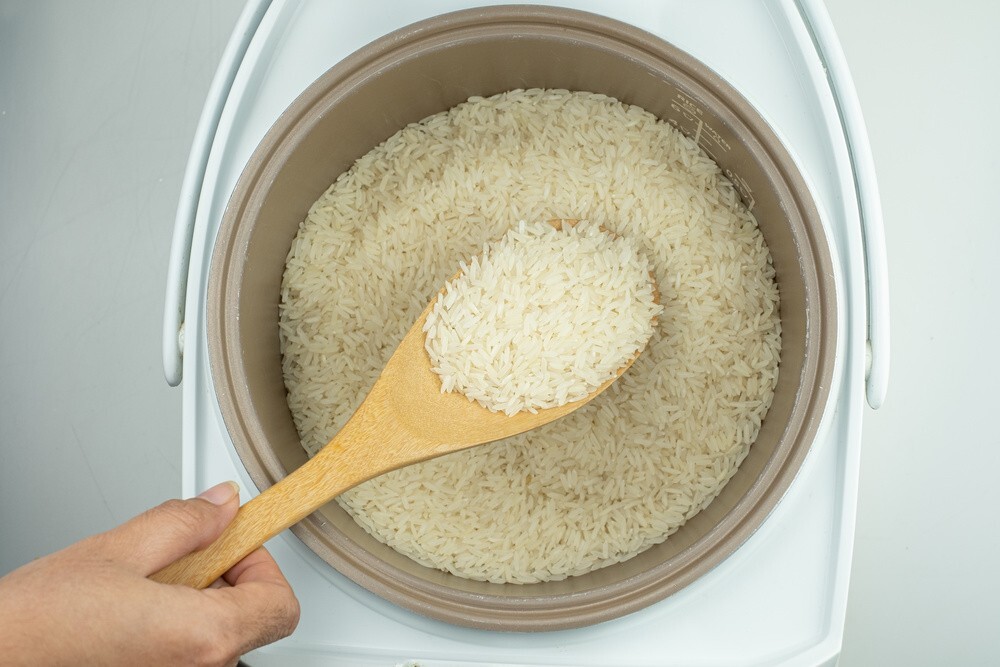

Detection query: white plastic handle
(797, 0), (890, 409)
(162, 0), (273, 386)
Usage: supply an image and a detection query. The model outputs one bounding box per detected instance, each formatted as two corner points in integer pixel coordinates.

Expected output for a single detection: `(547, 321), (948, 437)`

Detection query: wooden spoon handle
(150, 442), (359, 588)
(151, 377), (432, 588)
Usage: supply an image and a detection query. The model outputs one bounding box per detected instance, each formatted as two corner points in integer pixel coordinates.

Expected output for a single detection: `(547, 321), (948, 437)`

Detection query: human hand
(0, 481), (299, 667)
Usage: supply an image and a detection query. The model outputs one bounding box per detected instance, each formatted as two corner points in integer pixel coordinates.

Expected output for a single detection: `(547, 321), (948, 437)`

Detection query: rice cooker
(162, 1), (888, 664)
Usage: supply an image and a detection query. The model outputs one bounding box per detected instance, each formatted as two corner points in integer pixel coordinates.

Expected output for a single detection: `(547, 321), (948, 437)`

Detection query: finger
(209, 548), (300, 653)
(87, 481), (241, 575)
(222, 547), (289, 588)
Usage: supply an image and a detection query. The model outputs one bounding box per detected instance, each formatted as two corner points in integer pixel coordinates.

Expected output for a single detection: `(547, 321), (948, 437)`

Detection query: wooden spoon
(152, 219), (652, 588)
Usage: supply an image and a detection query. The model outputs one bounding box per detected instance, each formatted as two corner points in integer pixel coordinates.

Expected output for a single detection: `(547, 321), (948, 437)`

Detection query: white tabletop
(1, 1), (997, 664)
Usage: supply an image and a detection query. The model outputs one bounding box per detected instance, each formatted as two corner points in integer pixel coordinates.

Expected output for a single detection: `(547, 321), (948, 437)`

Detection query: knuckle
(283, 590), (302, 633)
(191, 620), (240, 667)
(189, 585), (300, 662)
(261, 588), (301, 643)
(235, 590), (300, 654)
(153, 498), (207, 536)
(265, 592), (301, 643)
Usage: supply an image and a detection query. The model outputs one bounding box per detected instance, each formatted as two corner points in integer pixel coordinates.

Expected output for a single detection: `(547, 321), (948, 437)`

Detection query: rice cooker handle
(162, 0), (272, 387)
(798, 0), (890, 410)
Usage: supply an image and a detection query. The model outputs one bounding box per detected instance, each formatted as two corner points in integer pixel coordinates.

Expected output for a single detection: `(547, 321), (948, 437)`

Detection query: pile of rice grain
(424, 220), (662, 416)
(279, 88), (781, 584)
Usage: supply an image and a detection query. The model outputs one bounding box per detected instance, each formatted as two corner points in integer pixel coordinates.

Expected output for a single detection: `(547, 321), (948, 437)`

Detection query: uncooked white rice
(423, 220), (662, 416)
(279, 88), (781, 584)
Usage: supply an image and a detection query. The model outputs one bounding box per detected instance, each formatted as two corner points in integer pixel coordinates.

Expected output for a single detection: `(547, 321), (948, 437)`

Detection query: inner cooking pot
(208, 5), (837, 631)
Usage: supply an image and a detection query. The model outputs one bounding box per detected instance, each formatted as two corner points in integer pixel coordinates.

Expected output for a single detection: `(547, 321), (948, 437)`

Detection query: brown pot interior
(208, 6), (836, 631)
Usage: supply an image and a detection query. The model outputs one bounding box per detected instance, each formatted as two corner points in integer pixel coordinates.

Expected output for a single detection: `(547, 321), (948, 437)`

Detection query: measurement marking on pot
(668, 93), (750, 208)
(726, 169), (756, 211)
(671, 93), (731, 157)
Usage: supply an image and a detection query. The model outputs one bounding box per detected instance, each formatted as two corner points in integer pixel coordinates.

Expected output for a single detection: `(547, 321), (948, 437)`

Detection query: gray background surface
(1, 1), (997, 664)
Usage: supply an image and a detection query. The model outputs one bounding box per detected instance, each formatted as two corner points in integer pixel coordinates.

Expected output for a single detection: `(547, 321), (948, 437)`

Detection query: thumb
(88, 481), (241, 576)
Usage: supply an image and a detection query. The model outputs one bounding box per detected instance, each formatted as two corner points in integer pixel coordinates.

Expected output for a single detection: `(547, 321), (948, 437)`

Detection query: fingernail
(197, 481), (240, 505)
